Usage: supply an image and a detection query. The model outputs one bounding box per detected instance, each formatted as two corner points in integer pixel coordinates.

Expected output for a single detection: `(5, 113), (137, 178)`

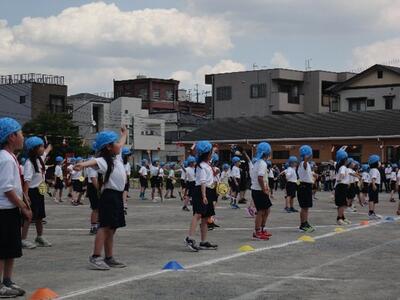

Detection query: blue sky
(0, 0), (399, 95)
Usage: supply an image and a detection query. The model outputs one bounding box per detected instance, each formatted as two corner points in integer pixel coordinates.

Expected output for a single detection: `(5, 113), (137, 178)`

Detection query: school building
(178, 110), (400, 165)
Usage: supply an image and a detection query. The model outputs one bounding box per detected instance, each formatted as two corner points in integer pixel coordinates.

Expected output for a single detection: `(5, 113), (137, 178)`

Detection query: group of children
(1, 116), (399, 297)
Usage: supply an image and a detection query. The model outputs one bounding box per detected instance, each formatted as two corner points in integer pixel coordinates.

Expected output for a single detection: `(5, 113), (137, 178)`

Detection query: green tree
(23, 113), (91, 161)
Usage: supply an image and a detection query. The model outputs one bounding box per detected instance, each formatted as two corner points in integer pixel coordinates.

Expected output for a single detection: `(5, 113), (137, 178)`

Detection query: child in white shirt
(368, 155), (381, 220)
(230, 156), (241, 209)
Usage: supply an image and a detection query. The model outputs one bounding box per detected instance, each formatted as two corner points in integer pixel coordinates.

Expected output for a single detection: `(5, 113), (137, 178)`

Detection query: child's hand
(121, 125), (127, 135)
(202, 196), (208, 205)
(21, 206), (32, 222)
(74, 163), (83, 171)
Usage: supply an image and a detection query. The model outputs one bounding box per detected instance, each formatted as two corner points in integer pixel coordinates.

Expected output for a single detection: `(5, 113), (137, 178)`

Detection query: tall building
(205, 68), (355, 119)
(0, 73), (67, 124)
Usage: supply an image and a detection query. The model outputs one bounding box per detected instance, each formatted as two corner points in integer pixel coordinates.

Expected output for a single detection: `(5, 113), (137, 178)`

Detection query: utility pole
(195, 84), (199, 103)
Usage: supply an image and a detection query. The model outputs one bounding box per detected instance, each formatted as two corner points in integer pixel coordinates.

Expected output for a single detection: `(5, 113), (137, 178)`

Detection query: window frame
(216, 86), (232, 101)
(250, 83), (266, 98)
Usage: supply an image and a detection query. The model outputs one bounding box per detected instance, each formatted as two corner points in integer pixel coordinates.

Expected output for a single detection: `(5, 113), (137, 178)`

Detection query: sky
(1, 0), (400, 96)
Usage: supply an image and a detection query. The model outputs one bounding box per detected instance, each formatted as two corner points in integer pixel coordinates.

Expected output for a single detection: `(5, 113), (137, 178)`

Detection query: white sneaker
(351, 205), (357, 212)
(346, 207), (354, 213)
(89, 256), (110, 270)
(343, 219), (352, 225)
(337, 219), (346, 225)
(21, 239), (36, 249)
(0, 283), (20, 298)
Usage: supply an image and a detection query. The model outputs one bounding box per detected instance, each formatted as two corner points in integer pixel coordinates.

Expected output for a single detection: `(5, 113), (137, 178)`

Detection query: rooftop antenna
(252, 63), (258, 70)
(305, 58), (312, 71)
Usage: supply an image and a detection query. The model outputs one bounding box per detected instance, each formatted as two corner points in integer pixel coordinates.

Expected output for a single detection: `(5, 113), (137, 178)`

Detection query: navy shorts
(286, 182), (297, 198)
(87, 183), (99, 210)
(0, 208), (22, 259)
(251, 190), (272, 211)
(192, 186), (214, 218)
(368, 184), (380, 203)
(98, 189), (126, 229)
(28, 188), (46, 220)
(297, 182), (313, 208)
(335, 183), (348, 207)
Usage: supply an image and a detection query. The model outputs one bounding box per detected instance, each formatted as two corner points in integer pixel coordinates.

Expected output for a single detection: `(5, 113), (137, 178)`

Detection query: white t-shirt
(298, 161), (313, 183)
(124, 162), (131, 177)
(24, 155), (46, 188)
(71, 169), (82, 180)
(186, 167), (195, 182)
(86, 167), (98, 184)
(385, 167), (392, 179)
(95, 155), (126, 192)
(268, 169), (274, 179)
(158, 168), (164, 178)
(0, 150), (23, 209)
(390, 171), (396, 181)
(361, 172), (370, 184)
(149, 165), (159, 177)
(139, 166), (148, 177)
(179, 168), (186, 180)
(231, 166), (241, 179)
(168, 169), (174, 179)
(54, 165), (63, 179)
(195, 162), (213, 187)
(369, 168), (381, 185)
(213, 167), (220, 183)
(251, 159), (268, 191)
(220, 170), (230, 183)
(347, 168), (355, 184)
(337, 165), (349, 185)
(284, 167), (297, 183)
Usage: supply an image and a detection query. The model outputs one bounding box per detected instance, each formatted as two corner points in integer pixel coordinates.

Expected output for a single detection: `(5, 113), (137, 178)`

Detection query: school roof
(178, 110), (400, 143)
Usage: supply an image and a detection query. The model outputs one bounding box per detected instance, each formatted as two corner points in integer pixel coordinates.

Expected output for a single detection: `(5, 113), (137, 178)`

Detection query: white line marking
(230, 237), (400, 300)
(57, 217), (398, 299)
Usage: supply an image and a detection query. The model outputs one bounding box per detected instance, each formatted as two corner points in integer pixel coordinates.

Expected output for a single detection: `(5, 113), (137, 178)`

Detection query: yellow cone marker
(335, 227), (346, 233)
(298, 235), (315, 243)
(239, 245), (255, 252)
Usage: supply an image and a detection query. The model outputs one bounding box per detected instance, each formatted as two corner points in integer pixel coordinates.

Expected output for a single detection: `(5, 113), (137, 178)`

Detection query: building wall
(184, 137), (400, 165)
(338, 86), (400, 111)
(350, 69), (400, 87)
(0, 83), (32, 124)
(31, 83), (68, 118)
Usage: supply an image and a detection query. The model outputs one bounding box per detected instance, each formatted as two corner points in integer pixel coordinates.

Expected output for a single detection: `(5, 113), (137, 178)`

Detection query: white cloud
(270, 52), (290, 68)
(0, 2), (234, 93)
(352, 38), (400, 68)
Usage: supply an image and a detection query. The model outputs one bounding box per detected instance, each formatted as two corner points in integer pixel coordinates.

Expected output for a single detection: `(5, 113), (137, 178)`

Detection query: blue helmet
(195, 141), (212, 156)
(336, 149), (348, 163)
(24, 136), (44, 151)
(255, 142), (271, 160)
(0, 117), (21, 144)
(361, 164), (369, 172)
(222, 163), (230, 170)
(288, 156), (298, 165)
(232, 156), (241, 164)
(55, 156), (63, 163)
(187, 155), (196, 164)
(93, 131), (119, 152)
(122, 146), (132, 156)
(299, 145), (313, 159)
(368, 154), (380, 166)
(211, 153), (219, 164)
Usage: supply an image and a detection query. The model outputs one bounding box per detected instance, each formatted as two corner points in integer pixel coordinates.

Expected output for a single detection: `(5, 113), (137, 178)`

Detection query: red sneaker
(261, 230), (272, 237)
(253, 232), (269, 240)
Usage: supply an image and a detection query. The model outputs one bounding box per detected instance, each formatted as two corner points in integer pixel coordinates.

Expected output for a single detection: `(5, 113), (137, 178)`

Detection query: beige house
(328, 64), (400, 112)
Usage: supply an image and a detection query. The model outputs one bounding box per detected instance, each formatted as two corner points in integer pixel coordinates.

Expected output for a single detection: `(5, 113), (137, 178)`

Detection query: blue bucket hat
(187, 155), (196, 164)
(160, 162), (165, 167)
(361, 164), (369, 172)
(75, 156), (83, 162)
(222, 163), (230, 170)
(25, 136), (44, 151)
(0, 117), (22, 144)
(232, 156), (241, 164)
(299, 145), (313, 159)
(93, 131), (119, 152)
(255, 142), (271, 160)
(55, 156), (63, 163)
(195, 141), (212, 156)
(346, 158), (354, 165)
(183, 160), (188, 168)
(336, 149), (348, 163)
(141, 159), (148, 166)
(288, 156), (298, 164)
(284, 162), (289, 169)
(122, 146), (132, 156)
(211, 153), (219, 164)
(20, 157), (26, 165)
(392, 163), (398, 169)
(267, 160), (272, 167)
(368, 154), (380, 166)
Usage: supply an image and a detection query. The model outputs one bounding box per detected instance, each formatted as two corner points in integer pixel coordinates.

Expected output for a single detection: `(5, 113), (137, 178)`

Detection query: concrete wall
(31, 83), (67, 118)
(0, 83), (32, 124)
(338, 86), (400, 111)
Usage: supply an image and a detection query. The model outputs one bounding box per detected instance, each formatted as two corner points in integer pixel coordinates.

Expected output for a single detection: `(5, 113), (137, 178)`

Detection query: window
(384, 96), (394, 110)
(125, 110), (128, 114)
(165, 89), (174, 101)
(367, 99), (375, 107)
(250, 84), (266, 98)
(19, 95), (26, 104)
(377, 70), (383, 79)
(272, 150), (289, 159)
(49, 95), (65, 113)
(216, 86), (232, 101)
(321, 95), (330, 107)
(138, 89), (148, 100)
(331, 98), (340, 112)
(348, 98), (366, 112)
(279, 83), (299, 104)
(312, 150), (320, 159)
(153, 89), (160, 100)
(166, 156), (178, 162)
